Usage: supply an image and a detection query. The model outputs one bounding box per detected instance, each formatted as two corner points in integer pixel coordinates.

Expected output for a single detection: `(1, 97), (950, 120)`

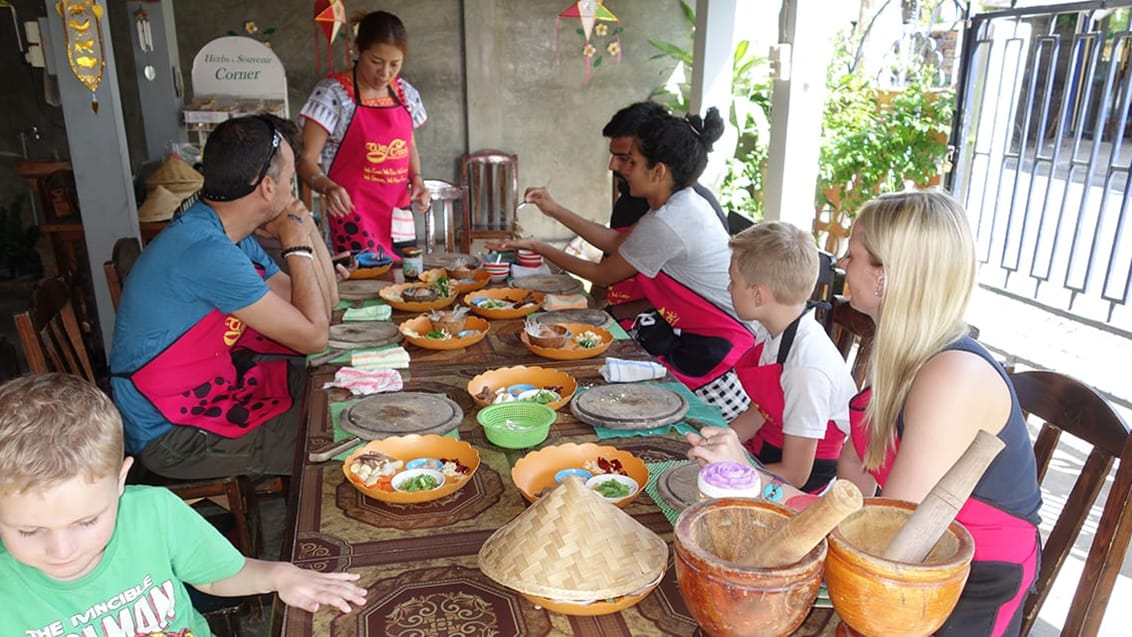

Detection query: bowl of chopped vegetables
(393, 468), (446, 493)
(511, 442), (649, 507)
(467, 365), (577, 411)
(476, 402), (556, 449)
(421, 267), (491, 293)
(463, 288), (544, 319)
(520, 322), (614, 360)
(343, 434), (480, 504)
(585, 473), (640, 505)
(381, 282), (459, 312)
(399, 315), (489, 351)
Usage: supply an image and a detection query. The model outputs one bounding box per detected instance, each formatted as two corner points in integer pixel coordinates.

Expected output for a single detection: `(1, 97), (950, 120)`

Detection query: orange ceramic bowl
(348, 262), (393, 280)
(421, 267), (491, 294)
(511, 442), (648, 507)
(399, 315), (490, 351)
(463, 288), (544, 319)
(520, 323), (614, 360)
(343, 434), (480, 504)
(467, 365), (577, 411)
(380, 283), (459, 312)
(521, 570), (665, 616)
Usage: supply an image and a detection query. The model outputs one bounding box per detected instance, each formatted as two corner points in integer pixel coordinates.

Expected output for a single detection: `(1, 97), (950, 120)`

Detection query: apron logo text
(223, 316), (246, 347)
(365, 138), (409, 164)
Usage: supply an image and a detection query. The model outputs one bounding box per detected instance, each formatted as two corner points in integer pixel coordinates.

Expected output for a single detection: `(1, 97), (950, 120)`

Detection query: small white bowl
(392, 468), (446, 493)
(585, 473), (639, 504)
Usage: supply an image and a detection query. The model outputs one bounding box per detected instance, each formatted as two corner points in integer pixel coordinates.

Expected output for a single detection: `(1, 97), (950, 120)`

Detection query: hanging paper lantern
(313, 0), (350, 73)
(555, 1), (621, 85)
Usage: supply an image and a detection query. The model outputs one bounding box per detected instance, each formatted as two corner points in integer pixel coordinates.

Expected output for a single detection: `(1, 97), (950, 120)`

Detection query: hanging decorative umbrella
(313, 0), (350, 73)
(556, 0), (621, 85)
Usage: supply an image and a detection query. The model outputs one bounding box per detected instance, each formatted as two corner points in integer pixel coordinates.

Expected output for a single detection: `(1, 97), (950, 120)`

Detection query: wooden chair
(811, 250), (840, 331)
(103, 237), (142, 311)
(1010, 370), (1132, 636)
(13, 277), (268, 630)
(827, 295), (875, 388)
(460, 149), (520, 253)
(13, 278), (95, 379)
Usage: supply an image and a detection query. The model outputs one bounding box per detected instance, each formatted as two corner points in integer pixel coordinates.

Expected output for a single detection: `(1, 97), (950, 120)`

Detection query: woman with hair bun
(491, 107), (754, 418)
(838, 190), (1041, 635)
(298, 10), (430, 257)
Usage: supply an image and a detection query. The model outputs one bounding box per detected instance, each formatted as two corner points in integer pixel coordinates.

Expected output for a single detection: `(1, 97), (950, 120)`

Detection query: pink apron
(123, 310), (292, 438)
(737, 314), (845, 492)
(633, 271), (754, 389)
(326, 70), (413, 257)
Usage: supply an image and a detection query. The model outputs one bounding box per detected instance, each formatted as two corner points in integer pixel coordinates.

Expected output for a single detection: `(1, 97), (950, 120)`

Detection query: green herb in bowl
(594, 478), (631, 498)
(575, 330), (603, 348)
(401, 473), (440, 492)
(429, 276), (452, 298)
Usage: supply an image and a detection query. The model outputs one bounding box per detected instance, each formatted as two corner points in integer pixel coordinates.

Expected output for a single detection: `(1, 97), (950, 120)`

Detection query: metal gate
(951, 0), (1132, 333)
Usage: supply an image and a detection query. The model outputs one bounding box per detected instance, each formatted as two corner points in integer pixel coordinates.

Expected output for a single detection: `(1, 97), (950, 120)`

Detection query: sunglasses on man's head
(203, 116), (282, 202)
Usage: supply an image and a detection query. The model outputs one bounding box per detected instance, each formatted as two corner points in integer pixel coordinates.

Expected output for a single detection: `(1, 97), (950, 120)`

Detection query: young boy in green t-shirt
(0, 373), (366, 634)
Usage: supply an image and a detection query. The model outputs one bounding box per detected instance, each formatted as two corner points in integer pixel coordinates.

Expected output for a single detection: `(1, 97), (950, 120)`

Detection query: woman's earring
(875, 276), (885, 297)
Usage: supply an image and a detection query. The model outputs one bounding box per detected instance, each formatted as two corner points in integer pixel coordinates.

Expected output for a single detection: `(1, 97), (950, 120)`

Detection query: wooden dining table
(271, 291), (839, 636)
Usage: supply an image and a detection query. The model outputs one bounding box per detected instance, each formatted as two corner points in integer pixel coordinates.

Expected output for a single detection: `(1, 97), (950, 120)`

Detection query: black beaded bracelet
(280, 245), (314, 258)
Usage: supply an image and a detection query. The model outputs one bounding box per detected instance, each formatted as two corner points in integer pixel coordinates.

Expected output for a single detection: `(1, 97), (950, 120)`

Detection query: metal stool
(421, 179), (464, 254)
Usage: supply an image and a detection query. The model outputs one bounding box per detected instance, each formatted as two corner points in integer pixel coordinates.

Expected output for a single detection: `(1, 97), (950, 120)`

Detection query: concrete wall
(169, 0), (690, 242)
(1, 0), (690, 242)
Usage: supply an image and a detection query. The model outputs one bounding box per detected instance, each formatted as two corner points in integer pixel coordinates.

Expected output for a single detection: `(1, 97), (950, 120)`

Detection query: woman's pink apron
(633, 271), (753, 389)
(122, 310), (292, 438)
(737, 315), (845, 491)
(326, 71), (413, 257)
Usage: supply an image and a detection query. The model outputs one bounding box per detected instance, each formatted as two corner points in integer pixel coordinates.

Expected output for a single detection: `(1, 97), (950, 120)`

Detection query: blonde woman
(838, 191), (1041, 636)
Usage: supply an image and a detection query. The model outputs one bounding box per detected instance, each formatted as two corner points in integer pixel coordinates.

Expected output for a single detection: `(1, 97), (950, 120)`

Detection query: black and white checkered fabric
(693, 370), (749, 422)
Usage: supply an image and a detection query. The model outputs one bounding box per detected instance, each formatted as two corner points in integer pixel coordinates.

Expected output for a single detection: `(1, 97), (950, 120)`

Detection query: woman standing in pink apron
(299, 11), (430, 257)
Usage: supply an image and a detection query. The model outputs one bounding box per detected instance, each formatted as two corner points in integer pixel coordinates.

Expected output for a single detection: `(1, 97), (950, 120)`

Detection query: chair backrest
(826, 295), (874, 388)
(1010, 370), (1132, 636)
(421, 178), (465, 254)
(103, 236), (142, 311)
(460, 149), (519, 252)
(811, 250), (839, 331)
(13, 278), (97, 382)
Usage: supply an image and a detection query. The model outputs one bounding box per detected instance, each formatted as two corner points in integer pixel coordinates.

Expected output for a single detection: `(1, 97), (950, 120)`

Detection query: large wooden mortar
(826, 498), (975, 637)
(674, 499), (826, 637)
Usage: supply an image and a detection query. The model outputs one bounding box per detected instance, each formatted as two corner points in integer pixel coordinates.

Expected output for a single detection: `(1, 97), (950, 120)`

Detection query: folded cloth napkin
(543, 293), (589, 311)
(509, 262), (552, 278)
(322, 366), (403, 396)
(599, 357), (667, 383)
(351, 346), (410, 370)
(342, 304), (392, 322)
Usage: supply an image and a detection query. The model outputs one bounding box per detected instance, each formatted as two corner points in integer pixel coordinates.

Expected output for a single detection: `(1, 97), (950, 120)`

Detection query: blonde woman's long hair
(856, 191), (976, 469)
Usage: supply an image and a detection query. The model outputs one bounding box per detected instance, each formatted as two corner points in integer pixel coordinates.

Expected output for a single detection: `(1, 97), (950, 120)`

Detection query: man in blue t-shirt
(110, 115), (338, 480)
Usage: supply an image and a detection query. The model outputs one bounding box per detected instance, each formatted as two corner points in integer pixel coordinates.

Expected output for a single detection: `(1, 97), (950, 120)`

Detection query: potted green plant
(817, 65), (954, 217)
(648, 1), (773, 223)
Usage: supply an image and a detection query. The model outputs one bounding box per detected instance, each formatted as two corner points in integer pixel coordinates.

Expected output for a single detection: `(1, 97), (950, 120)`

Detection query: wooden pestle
(742, 479), (864, 568)
(883, 429), (1005, 563)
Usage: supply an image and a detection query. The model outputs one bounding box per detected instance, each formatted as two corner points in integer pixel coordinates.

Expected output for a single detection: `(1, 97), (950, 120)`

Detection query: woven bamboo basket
(478, 476), (667, 601)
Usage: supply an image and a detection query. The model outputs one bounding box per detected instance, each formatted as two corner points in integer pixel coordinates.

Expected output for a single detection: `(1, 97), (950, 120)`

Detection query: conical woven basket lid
(145, 154), (203, 189)
(137, 185), (183, 222)
(478, 476), (668, 601)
